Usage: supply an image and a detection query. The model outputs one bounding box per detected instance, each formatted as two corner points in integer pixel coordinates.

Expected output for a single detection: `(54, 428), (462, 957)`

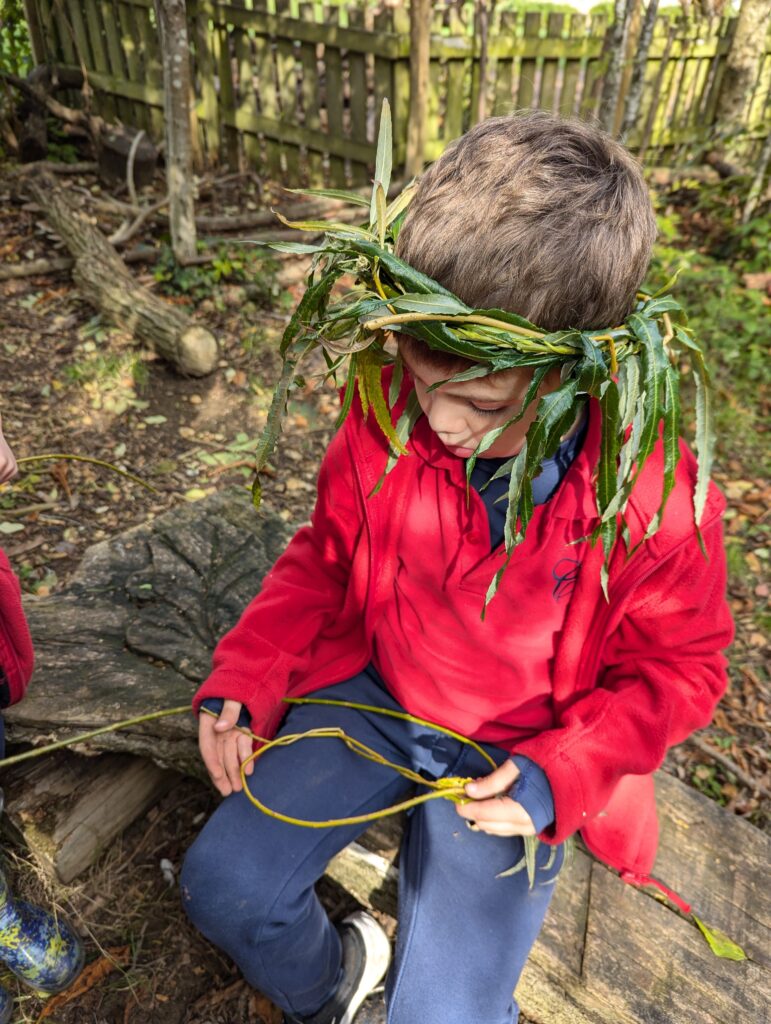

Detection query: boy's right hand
(199, 699), (255, 796)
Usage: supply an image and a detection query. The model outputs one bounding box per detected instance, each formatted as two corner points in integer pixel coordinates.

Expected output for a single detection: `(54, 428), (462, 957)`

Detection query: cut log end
(178, 325), (219, 377)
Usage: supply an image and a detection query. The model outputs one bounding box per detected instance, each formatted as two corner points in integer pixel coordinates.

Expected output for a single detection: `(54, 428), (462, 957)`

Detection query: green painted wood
(50, 0), (77, 66)
(251, 15), (283, 178)
(346, 6), (369, 185)
(234, 28), (261, 169)
(223, 106), (374, 163)
(116, 0), (151, 133)
(192, 4), (220, 161)
(64, 0), (95, 72)
(101, 0), (133, 124)
(559, 13), (585, 117)
(372, 8), (394, 161)
(298, 2), (324, 185)
(517, 11), (541, 110)
(213, 17), (240, 167)
(539, 12), (563, 113)
(322, 4), (346, 185)
(274, 0), (301, 180)
(578, 12), (607, 121)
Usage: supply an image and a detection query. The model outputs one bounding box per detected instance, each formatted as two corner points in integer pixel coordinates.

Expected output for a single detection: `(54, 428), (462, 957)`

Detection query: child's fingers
(237, 731), (254, 776)
(223, 733), (244, 793)
(199, 716), (233, 796)
(214, 699), (244, 731)
(464, 759), (519, 800)
(455, 796), (535, 835)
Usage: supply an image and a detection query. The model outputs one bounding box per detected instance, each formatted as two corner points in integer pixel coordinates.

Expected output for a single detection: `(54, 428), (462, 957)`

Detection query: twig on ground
(109, 196), (169, 247)
(125, 129), (145, 209)
(686, 733), (771, 801)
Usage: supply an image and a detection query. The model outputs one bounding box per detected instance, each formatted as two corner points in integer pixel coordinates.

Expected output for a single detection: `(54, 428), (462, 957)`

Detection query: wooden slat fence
(24, 0), (771, 186)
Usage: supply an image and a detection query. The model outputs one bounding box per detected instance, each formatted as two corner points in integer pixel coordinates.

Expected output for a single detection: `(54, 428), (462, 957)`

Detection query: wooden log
(4, 490), (292, 776)
(25, 173), (218, 377)
(3, 751), (177, 883)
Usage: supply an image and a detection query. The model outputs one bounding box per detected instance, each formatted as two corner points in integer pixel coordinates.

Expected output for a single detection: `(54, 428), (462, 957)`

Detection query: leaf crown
(254, 100), (714, 606)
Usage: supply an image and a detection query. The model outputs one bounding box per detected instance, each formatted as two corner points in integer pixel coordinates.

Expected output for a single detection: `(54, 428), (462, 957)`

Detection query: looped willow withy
(252, 99), (714, 604)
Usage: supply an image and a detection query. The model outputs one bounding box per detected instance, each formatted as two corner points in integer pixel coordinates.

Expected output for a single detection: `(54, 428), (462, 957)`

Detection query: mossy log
(25, 173), (218, 376)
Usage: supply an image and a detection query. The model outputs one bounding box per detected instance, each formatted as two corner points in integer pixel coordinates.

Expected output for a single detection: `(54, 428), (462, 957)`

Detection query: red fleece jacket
(194, 377), (733, 877)
(0, 548), (34, 707)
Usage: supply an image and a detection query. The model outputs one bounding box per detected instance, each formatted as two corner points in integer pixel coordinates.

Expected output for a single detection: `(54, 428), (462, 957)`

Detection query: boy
(181, 112), (733, 1024)
(0, 417), (84, 1013)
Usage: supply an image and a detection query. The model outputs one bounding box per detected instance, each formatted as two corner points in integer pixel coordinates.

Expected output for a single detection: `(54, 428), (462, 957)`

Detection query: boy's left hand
(455, 760), (536, 837)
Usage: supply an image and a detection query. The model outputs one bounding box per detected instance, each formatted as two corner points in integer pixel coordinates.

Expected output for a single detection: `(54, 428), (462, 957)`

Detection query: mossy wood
(3, 491), (768, 1020)
(21, 0), (771, 185)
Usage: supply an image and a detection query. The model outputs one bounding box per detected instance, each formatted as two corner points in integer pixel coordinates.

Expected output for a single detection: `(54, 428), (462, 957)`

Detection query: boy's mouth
(443, 443), (476, 458)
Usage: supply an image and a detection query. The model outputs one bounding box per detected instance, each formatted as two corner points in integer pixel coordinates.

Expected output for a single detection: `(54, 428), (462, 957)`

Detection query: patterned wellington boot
(0, 865), (84, 994)
(0, 983), (12, 1024)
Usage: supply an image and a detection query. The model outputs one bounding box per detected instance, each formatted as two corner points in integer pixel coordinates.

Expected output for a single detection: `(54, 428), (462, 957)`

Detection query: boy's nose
(425, 398), (465, 439)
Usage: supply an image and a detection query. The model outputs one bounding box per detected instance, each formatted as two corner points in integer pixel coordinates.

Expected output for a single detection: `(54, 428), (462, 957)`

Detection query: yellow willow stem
(201, 697), (497, 829)
(17, 454), (159, 494)
(239, 727), (472, 828)
(361, 312), (547, 342)
(0, 706), (191, 768)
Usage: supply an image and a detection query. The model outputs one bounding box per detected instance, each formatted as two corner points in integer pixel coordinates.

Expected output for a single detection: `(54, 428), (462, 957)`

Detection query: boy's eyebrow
(401, 353), (511, 404)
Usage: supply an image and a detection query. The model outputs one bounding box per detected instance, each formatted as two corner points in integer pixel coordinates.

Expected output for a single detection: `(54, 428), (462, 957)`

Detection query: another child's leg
(180, 671), (413, 1020)
(386, 749), (563, 1024)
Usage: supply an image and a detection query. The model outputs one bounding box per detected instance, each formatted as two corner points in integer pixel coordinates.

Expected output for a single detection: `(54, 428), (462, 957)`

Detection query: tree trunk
(713, 0), (770, 137)
(598, 0), (631, 133)
(475, 0), (490, 123)
(154, 0), (198, 263)
(405, 0), (432, 178)
(26, 174), (217, 376)
(621, 0), (660, 141)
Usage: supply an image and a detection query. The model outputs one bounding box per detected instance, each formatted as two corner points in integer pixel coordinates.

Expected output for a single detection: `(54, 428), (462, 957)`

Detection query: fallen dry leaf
(36, 946), (130, 1021)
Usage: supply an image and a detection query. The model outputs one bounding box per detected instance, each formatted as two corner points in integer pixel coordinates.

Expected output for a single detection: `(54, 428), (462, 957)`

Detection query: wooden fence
(23, 0), (771, 186)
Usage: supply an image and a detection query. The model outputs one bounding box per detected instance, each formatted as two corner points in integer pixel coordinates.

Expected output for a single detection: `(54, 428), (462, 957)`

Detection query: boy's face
(400, 346), (561, 459)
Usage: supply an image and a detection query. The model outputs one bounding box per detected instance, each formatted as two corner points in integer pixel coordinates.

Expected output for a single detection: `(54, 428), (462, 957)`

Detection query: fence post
(405, 0), (431, 177)
(22, 0), (46, 64)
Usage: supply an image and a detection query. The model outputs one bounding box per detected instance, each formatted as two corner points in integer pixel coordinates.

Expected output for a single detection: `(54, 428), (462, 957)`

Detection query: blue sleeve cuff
(508, 754), (555, 833)
(199, 697), (252, 730)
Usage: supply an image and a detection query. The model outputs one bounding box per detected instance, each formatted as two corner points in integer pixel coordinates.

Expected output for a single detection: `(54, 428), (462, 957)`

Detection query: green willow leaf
(389, 350), (404, 407)
(370, 97), (392, 227)
(576, 334), (609, 396)
(384, 182), (418, 227)
(374, 182), (387, 247)
(284, 187), (370, 207)
(370, 390), (422, 496)
(643, 363), (681, 542)
(693, 917), (748, 961)
(597, 380), (621, 518)
(264, 241), (327, 254)
(274, 212), (374, 238)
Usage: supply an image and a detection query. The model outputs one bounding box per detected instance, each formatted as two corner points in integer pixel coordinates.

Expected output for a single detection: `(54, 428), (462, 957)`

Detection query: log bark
(4, 489), (292, 775)
(597, 0), (631, 133)
(405, 0), (431, 177)
(25, 173), (218, 376)
(620, 0), (659, 141)
(714, 0), (770, 136)
(154, 0), (198, 263)
(4, 751), (177, 883)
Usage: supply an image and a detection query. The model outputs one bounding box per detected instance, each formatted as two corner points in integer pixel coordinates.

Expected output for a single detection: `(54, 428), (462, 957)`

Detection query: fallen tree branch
(0, 70), (103, 137)
(26, 172), (218, 376)
(7, 160), (98, 176)
(108, 195), (168, 246)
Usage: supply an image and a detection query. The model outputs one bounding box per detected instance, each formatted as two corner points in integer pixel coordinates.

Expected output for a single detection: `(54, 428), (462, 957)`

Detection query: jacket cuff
(508, 754), (555, 833)
(198, 696), (252, 730)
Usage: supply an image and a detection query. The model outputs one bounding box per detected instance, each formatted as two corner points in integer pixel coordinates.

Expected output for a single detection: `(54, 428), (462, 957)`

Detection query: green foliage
(646, 178), (770, 472)
(0, 0), (32, 76)
(154, 242), (279, 302)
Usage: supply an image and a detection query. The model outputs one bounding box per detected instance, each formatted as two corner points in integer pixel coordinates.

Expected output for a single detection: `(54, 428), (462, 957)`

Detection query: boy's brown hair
(395, 111), (657, 336)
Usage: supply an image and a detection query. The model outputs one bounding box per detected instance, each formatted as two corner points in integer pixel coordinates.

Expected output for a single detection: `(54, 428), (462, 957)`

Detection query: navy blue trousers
(181, 668), (562, 1024)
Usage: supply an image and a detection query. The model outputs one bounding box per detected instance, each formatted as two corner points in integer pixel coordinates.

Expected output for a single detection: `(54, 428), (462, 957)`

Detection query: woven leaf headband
(254, 100), (714, 605)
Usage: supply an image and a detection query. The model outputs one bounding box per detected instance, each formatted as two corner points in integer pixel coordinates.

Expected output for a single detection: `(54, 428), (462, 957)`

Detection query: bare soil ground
(0, 160), (767, 1024)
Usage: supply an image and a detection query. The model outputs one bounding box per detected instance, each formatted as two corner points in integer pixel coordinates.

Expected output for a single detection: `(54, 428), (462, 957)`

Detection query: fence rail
(25, 0), (771, 186)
